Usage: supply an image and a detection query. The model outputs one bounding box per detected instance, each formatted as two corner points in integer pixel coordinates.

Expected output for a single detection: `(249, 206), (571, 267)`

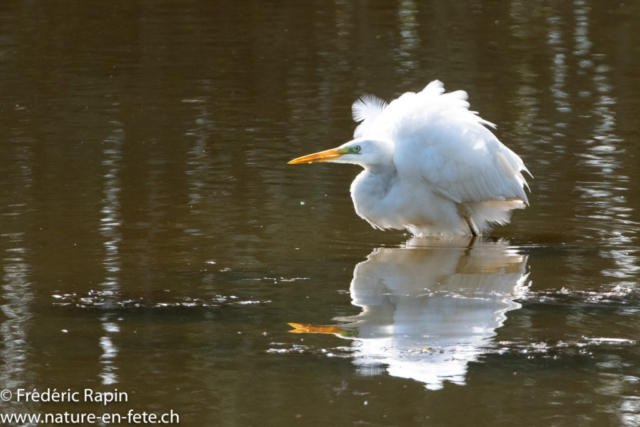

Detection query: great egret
(289, 81), (531, 236)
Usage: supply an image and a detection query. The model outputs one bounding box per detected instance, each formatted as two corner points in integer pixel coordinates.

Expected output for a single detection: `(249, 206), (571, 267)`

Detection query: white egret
(289, 80), (531, 236)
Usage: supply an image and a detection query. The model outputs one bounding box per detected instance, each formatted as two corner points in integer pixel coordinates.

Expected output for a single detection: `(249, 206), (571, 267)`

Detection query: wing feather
(379, 82), (532, 206)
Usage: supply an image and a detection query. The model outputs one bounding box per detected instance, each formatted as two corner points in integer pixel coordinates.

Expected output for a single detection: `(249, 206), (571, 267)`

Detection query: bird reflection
(290, 237), (529, 390)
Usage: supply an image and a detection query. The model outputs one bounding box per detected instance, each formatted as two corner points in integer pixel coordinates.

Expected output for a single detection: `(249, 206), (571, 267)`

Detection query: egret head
(288, 138), (393, 171)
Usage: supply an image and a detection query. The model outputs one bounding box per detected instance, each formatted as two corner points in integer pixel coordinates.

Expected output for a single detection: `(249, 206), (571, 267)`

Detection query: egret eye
(354, 145), (361, 153)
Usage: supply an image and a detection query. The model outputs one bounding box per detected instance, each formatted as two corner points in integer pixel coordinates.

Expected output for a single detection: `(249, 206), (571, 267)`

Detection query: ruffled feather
(352, 94), (388, 123)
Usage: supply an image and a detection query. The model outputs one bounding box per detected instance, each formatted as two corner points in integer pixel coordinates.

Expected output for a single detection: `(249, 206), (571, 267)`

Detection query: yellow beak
(288, 147), (343, 164)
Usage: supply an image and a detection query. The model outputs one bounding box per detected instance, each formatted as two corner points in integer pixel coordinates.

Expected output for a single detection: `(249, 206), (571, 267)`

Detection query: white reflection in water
(98, 120), (124, 385)
(293, 238), (529, 390)
(573, 0), (592, 57)
(568, 0), (639, 285)
(0, 234), (33, 391)
(396, 0), (419, 75)
(0, 140), (35, 396)
(184, 89), (214, 238)
(547, 14), (570, 114)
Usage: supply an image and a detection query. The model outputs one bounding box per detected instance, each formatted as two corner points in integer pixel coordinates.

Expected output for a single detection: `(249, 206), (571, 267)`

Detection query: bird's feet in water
(465, 217), (479, 237)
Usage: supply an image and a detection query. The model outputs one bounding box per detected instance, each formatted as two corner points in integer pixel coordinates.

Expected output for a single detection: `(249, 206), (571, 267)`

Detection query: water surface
(1, 0), (640, 426)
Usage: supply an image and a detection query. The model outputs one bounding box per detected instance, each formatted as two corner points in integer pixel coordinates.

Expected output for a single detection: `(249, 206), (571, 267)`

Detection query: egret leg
(465, 217), (479, 237)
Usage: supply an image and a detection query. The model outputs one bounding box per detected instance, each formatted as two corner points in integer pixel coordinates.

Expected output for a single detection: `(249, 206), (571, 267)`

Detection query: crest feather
(352, 95), (388, 123)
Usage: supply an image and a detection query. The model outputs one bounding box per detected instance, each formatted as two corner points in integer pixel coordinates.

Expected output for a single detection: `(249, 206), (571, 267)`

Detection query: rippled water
(1, 1), (640, 426)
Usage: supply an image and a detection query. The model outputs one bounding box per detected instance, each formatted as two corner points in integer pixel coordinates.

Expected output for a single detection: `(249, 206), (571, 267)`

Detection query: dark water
(1, 0), (640, 426)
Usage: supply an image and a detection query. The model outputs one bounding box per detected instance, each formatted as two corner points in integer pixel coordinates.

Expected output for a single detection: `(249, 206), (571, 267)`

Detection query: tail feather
(469, 200), (526, 233)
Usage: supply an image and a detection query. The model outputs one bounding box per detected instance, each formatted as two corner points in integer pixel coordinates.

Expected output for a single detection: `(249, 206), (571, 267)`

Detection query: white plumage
(289, 80), (532, 236)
